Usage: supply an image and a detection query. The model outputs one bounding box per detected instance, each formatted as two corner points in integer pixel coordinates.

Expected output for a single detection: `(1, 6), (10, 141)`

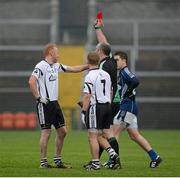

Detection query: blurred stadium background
(0, 0), (180, 131)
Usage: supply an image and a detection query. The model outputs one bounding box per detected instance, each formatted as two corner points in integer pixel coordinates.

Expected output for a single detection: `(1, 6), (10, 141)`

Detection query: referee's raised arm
(94, 19), (109, 44)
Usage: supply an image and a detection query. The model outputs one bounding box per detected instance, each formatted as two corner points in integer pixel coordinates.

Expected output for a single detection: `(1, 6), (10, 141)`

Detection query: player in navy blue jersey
(113, 51), (162, 168)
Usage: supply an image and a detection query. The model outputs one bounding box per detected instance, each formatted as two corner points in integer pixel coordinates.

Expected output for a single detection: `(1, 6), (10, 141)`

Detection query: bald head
(43, 43), (59, 63)
(96, 42), (111, 56)
(44, 43), (57, 57)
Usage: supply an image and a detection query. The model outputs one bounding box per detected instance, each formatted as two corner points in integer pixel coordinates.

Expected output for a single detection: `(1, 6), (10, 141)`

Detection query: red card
(96, 11), (103, 19)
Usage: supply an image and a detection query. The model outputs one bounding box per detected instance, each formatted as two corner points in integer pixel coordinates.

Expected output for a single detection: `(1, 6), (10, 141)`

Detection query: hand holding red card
(94, 11), (104, 29)
(96, 11), (103, 20)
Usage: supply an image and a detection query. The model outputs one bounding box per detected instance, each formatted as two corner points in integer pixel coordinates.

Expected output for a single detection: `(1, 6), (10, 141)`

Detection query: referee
(29, 43), (88, 168)
(94, 20), (120, 161)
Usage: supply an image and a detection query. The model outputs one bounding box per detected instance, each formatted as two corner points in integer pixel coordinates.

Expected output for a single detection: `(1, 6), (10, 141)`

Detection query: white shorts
(113, 110), (138, 128)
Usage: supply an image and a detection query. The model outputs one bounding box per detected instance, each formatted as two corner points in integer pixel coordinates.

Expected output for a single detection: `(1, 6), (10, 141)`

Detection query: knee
(102, 132), (108, 139)
(47, 132), (51, 139)
(41, 130), (51, 140)
(88, 135), (93, 143)
(57, 127), (67, 139)
(88, 134), (97, 144)
(61, 129), (67, 138)
(129, 132), (139, 141)
(102, 129), (111, 139)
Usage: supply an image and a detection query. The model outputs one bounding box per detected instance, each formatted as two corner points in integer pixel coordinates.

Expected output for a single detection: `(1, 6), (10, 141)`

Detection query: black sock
(99, 146), (104, 158)
(108, 137), (119, 155)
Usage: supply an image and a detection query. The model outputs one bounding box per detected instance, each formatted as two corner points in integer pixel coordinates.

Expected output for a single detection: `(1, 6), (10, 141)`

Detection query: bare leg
(40, 129), (51, 158)
(55, 126), (67, 157)
(98, 129), (112, 149)
(127, 128), (162, 168)
(107, 125), (115, 139)
(88, 131), (99, 160)
(98, 129), (117, 158)
(127, 128), (152, 151)
(113, 124), (124, 141)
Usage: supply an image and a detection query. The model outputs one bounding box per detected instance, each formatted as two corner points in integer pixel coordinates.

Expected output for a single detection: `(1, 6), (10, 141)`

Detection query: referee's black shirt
(99, 56), (117, 100)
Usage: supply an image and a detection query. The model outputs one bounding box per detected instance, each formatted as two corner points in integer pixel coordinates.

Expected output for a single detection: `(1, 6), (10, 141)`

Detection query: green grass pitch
(0, 130), (180, 177)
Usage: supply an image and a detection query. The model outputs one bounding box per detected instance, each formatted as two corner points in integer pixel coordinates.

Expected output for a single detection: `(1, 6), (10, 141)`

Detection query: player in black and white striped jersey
(29, 43), (88, 168)
(81, 52), (120, 170)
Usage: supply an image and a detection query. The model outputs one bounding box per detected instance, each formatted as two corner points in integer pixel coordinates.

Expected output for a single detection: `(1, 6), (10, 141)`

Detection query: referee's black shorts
(36, 101), (65, 130)
(86, 103), (112, 130)
(111, 102), (120, 121)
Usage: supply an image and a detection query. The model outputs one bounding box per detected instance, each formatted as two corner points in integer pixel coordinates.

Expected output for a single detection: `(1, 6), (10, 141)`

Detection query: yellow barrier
(57, 46), (85, 130)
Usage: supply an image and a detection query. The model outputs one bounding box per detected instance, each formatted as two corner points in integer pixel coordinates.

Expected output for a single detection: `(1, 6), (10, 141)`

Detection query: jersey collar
(99, 56), (109, 64)
(120, 65), (127, 71)
(43, 59), (53, 66)
(89, 67), (99, 71)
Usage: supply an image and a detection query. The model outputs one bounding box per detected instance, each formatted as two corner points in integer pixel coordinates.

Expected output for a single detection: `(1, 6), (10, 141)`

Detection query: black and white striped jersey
(31, 59), (67, 101)
(83, 68), (111, 105)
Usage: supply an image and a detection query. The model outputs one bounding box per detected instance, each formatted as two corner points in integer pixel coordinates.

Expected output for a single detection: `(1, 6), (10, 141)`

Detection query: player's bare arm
(66, 64), (89, 73)
(28, 75), (39, 99)
(82, 93), (91, 111)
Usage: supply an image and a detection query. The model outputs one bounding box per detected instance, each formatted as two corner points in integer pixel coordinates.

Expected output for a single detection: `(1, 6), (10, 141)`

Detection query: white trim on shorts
(88, 128), (98, 133)
(37, 103), (45, 125)
(89, 105), (97, 129)
(113, 110), (138, 128)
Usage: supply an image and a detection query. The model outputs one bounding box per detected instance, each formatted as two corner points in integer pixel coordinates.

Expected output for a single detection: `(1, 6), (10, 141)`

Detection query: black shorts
(111, 102), (120, 120)
(36, 101), (65, 129)
(86, 103), (112, 130)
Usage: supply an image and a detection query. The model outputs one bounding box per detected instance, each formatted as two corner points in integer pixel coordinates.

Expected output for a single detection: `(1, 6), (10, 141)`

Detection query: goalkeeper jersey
(31, 59), (67, 101)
